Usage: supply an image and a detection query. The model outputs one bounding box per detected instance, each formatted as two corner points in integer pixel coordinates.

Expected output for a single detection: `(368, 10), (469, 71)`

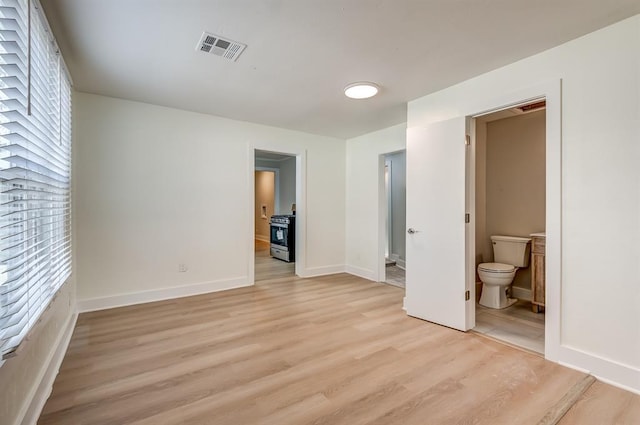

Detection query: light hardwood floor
(475, 299), (545, 354)
(255, 239), (295, 282)
(39, 274), (638, 424)
(560, 381), (640, 424)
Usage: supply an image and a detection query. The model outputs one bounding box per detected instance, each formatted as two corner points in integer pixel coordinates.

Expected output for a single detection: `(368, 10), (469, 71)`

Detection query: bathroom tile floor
(384, 264), (405, 288)
(474, 299), (545, 354)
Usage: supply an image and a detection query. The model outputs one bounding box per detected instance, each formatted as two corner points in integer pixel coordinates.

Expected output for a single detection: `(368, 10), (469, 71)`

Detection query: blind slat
(1, 230), (70, 259)
(0, 0), (71, 359)
(0, 241), (70, 294)
(2, 228), (71, 264)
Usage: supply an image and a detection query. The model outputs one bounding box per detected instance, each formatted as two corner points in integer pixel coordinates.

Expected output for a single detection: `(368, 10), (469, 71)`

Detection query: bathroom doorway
(472, 101), (546, 354)
(404, 80), (560, 360)
(382, 151), (406, 288)
(254, 150), (297, 282)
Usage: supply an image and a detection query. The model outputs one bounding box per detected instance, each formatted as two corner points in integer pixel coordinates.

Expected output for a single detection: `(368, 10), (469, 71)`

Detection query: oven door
(270, 223), (289, 248)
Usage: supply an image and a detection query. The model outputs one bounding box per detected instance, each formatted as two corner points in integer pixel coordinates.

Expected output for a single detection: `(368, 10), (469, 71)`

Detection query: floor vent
(196, 32), (246, 61)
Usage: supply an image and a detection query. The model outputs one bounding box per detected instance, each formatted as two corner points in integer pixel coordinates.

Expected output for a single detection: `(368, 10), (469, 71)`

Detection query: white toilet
(478, 235), (531, 309)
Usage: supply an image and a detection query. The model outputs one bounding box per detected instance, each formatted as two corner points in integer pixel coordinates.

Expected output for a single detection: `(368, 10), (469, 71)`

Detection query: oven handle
(270, 223), (288, 228)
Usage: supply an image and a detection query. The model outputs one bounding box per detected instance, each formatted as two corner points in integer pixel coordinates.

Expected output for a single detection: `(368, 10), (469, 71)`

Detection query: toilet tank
(491, 235), (531, 267)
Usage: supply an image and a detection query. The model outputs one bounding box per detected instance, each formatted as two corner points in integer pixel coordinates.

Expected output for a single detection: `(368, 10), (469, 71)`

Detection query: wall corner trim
(20, 310), (78, 425)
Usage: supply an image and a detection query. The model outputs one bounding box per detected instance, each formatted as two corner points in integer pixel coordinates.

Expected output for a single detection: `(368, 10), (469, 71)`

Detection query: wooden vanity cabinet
(531, 236), (545, 313)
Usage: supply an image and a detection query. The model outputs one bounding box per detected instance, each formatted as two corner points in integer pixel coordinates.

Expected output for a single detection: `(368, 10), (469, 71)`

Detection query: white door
(405, 117), (473, 331)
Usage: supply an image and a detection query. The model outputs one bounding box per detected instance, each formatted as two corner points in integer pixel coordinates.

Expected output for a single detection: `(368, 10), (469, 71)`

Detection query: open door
(405, 117), (474, 331)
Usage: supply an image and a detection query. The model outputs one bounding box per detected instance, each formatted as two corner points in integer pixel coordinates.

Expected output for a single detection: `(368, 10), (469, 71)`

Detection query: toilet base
(502, 297), (518, 309)
(479, 283), (518, 309)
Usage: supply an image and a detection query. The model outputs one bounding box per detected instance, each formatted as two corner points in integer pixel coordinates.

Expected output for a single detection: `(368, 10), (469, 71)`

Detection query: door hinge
(465, 290), (470, 301)
(465, 213), (470, 223)
(465, 135), (471, 146)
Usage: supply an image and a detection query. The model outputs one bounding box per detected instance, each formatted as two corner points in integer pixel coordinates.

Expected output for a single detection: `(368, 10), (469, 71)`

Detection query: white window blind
(0, 0), (72, 359)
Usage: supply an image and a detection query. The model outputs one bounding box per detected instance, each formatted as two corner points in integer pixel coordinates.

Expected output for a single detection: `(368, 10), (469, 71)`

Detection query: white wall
(408, 15), (640, 390)
(346, 124), (406, 281)
(255, 157), (296, 216)
(254, 170), (275, 241)
(74, 93), (345, 308)
(278, 157), (296, 215)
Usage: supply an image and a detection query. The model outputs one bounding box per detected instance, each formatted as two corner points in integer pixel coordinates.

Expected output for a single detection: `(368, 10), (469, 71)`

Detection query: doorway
(381, 151), (406, 288)
(472, 101), (546, 354)
(254, 150), (297, 282)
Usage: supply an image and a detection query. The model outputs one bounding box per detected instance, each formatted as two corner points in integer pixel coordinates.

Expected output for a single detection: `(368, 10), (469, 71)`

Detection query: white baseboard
(21, 310), (78, 425)
(298, 265), (345, 278)
(559, 345), (640, 395)
(345, 265), (377, 282)
(511, 286), (532, 301)
(77, 277), (251, 313)
(389, 254), (405, 268)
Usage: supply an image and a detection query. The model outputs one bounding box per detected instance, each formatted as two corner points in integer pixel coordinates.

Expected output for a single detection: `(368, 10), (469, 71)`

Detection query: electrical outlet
(178, 264), (188, 273)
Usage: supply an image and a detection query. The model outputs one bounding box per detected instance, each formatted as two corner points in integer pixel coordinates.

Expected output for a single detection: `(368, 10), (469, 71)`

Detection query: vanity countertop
(530, 232), (546, 238)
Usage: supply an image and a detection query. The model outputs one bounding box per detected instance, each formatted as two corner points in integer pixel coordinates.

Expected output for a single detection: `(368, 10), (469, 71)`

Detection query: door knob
(407, 228), (419, 234)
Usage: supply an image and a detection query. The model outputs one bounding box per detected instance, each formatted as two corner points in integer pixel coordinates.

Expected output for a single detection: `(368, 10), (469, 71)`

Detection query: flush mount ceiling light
(344, 82), (379, 99)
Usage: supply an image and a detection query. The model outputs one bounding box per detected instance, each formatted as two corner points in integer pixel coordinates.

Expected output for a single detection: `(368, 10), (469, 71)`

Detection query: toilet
(478, 235), (531, 309)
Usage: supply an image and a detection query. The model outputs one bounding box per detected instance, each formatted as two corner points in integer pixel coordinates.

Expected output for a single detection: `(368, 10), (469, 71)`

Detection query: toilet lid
(478, 262), (516, 273)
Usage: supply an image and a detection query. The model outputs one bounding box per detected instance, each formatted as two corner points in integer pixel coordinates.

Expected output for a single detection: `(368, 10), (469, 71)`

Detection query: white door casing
(405, 80), (561, 365)
(405, 117), (473, 331)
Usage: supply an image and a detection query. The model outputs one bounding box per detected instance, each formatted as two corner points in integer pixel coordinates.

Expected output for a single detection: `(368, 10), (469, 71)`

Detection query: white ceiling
(41, 1), (640, 139)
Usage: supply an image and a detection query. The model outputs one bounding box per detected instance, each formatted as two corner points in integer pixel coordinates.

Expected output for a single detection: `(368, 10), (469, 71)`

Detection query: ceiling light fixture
(344, 82), (379, 99)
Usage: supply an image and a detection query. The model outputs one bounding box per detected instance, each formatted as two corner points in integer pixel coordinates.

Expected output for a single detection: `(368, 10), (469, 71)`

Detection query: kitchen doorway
(253, 150), (298, 282)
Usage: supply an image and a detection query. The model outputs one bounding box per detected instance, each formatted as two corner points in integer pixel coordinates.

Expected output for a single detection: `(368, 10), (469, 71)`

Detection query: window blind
(0, 0), (72, 359)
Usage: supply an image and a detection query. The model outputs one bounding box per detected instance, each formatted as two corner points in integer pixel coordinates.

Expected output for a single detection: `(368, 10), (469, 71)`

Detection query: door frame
(248, 147), (307, 282)
(465, 79), (561, 361)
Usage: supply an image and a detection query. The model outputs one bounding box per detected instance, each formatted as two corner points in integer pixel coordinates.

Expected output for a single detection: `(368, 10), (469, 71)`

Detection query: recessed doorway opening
(254, 150), (297, 282)
(472, 100), (547, 354)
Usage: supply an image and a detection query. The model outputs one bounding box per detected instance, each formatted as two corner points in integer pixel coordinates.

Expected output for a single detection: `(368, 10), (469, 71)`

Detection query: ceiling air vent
(196, 32), (247, 61)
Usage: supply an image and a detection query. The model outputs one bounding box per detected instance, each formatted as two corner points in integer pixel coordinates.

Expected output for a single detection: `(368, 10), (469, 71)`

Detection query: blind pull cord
(27, 0), (32, 116)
